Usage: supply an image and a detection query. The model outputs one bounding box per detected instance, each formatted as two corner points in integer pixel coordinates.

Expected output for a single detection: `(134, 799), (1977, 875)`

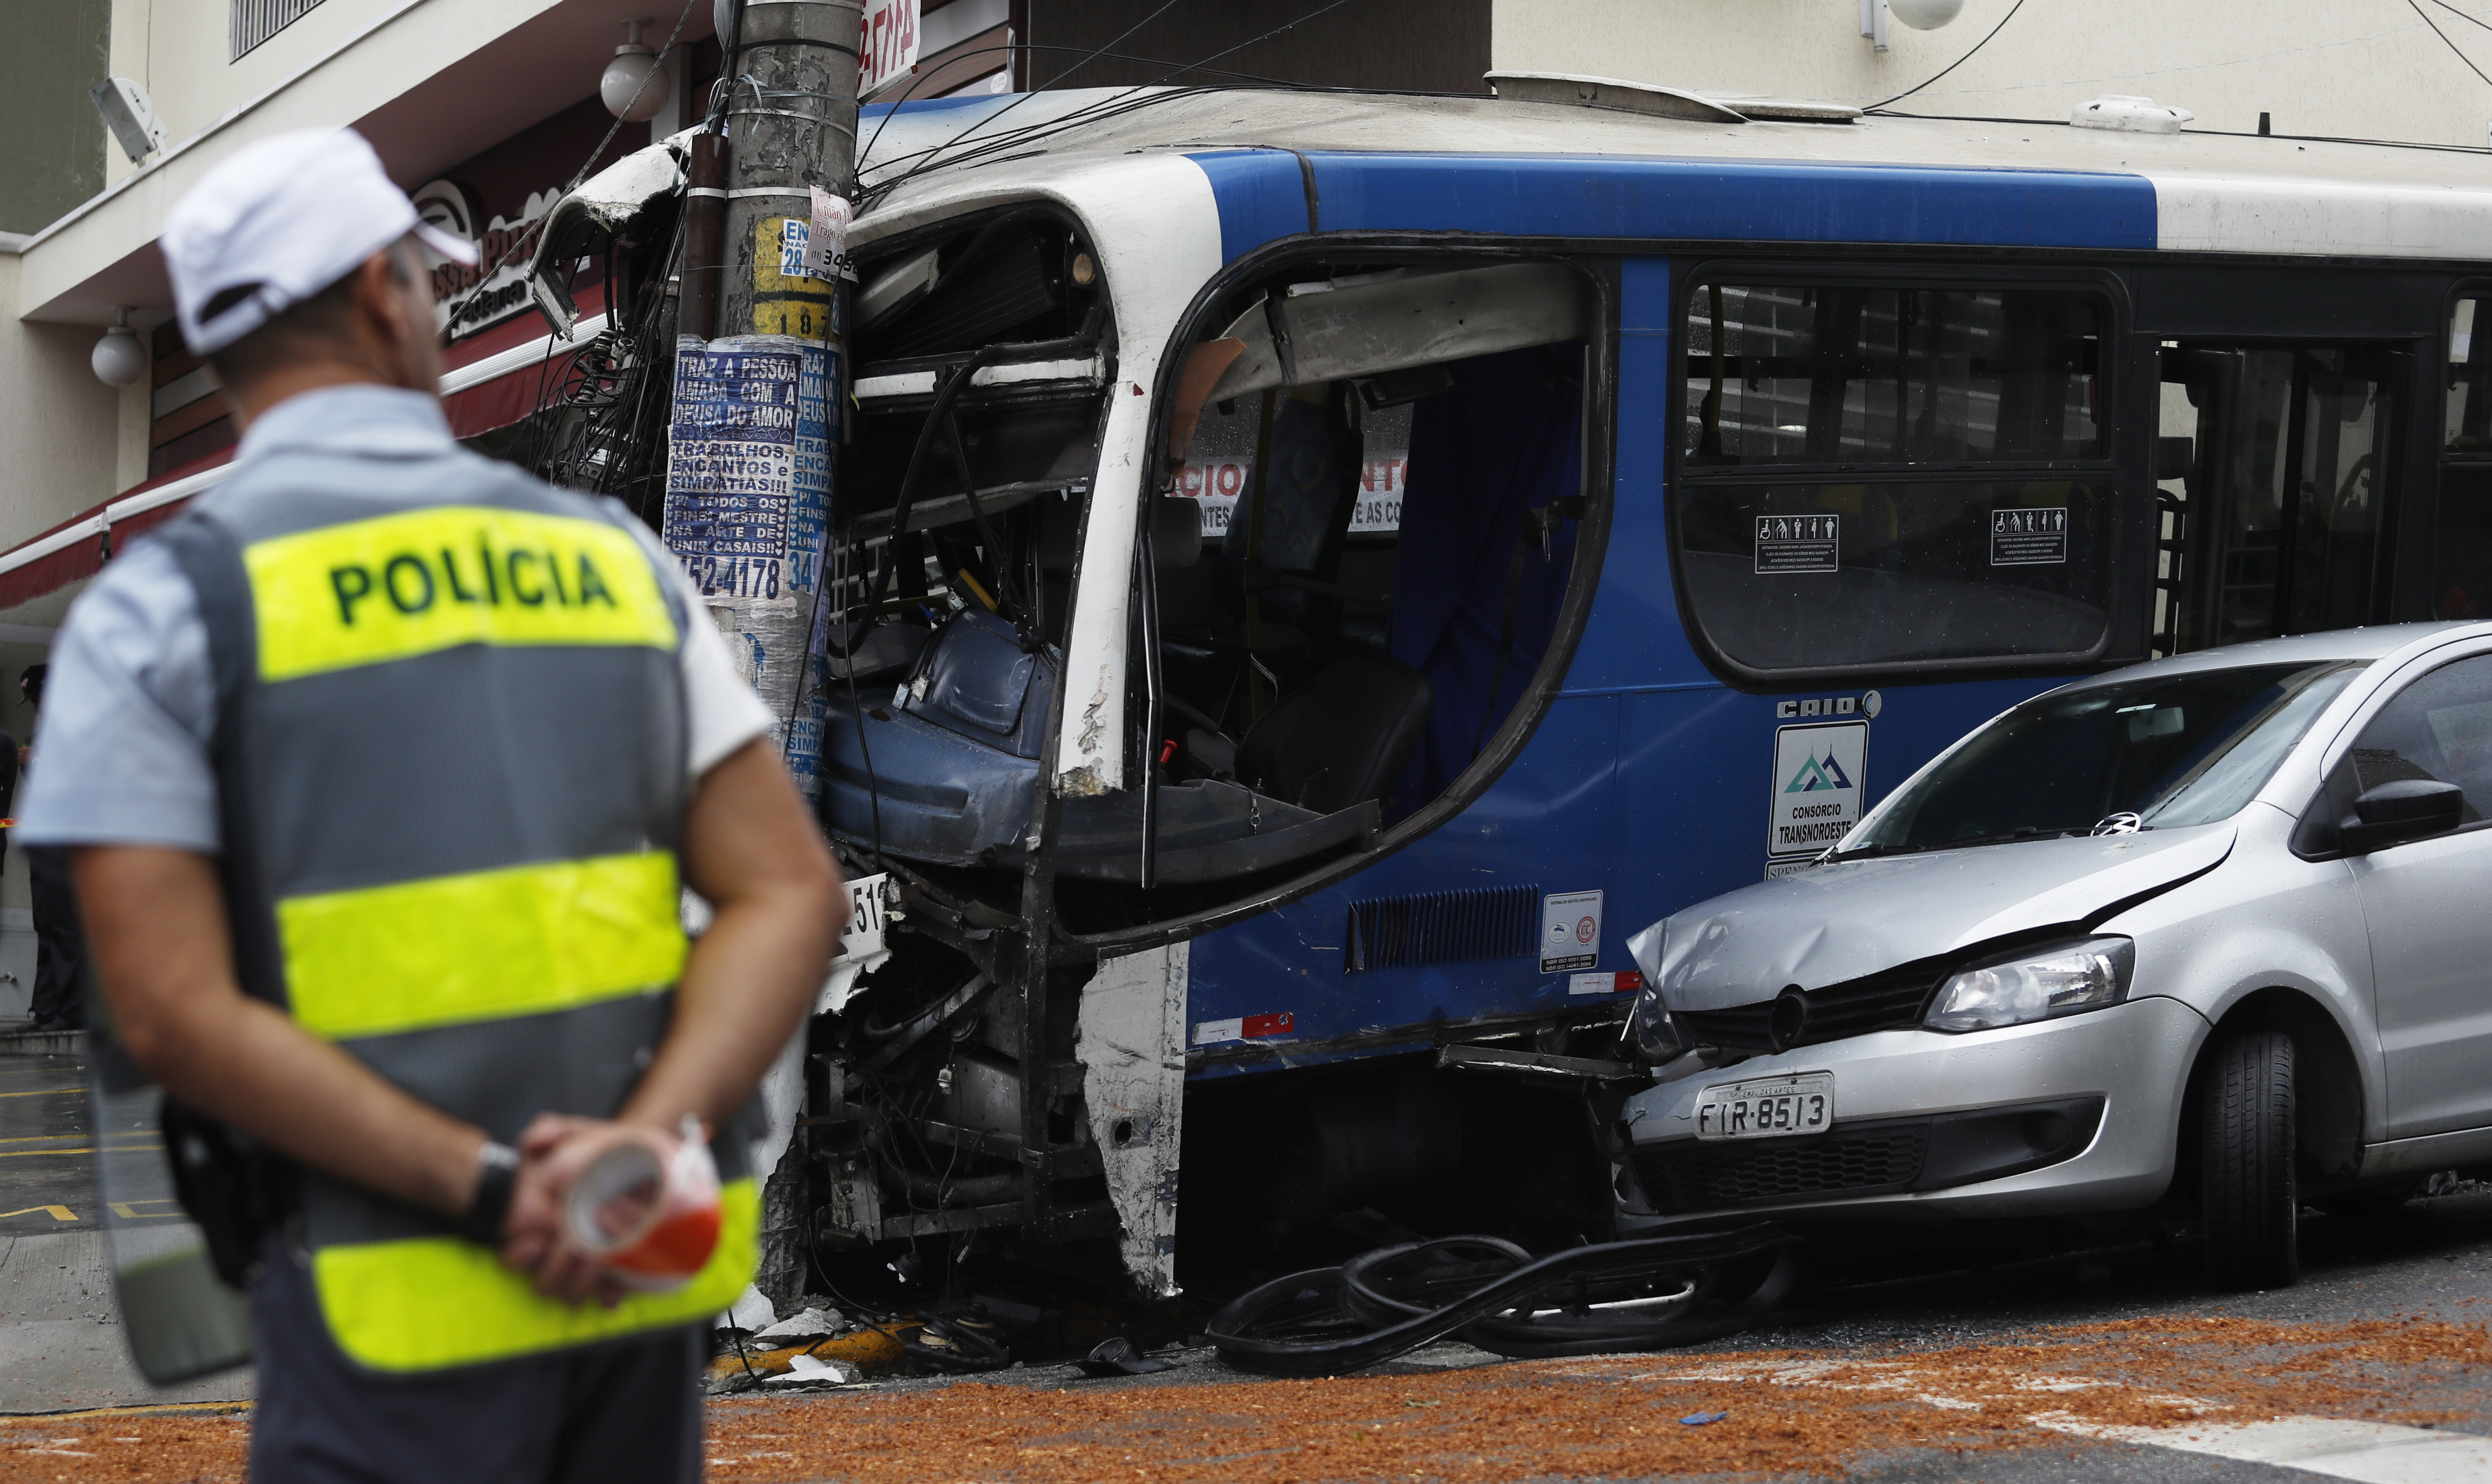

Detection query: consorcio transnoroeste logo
(1784, 751), (1854, 793)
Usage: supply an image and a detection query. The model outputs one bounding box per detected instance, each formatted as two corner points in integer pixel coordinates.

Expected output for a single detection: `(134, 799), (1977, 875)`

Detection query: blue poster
(661, 336), (835, 603)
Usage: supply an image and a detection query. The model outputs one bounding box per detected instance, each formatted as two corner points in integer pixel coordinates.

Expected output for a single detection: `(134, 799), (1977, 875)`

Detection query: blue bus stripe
(1189, 150), (1313, 265)
(1189, 149), (2156, 261)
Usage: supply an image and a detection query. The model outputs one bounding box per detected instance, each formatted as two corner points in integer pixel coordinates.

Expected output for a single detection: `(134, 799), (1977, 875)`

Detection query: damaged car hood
(1647, 825), (2236, 1011)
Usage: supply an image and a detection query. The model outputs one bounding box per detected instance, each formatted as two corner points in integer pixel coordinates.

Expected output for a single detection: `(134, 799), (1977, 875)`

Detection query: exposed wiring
(1207, 1227), (1803, 1377)
(2407, 0), (2492, 86)
(439, 0), (700, 331)
(1863, 0), (2032, 112)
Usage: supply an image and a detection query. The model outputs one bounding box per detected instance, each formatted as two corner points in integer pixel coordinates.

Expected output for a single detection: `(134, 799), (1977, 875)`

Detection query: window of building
(232, 0), (326, 60)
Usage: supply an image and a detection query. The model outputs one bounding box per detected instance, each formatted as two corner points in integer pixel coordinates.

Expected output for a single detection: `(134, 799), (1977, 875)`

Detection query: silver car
(1614, 622), (2492, 1288)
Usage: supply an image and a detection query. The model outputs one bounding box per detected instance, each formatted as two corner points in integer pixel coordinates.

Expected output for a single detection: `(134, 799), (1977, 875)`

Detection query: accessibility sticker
(1754, 514), (1839, 574)
(1769, 721), (1868, 858)
(1990, 506), (2069, 565)
(1540, 890), (1604, 975)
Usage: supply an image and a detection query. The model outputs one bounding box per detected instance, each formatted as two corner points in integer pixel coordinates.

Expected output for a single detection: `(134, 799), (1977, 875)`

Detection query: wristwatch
(458, 1140), (521, 1246)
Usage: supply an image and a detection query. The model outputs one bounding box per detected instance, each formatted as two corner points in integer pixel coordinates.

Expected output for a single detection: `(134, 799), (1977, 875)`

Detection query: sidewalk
(0, 1228), (253, 1414)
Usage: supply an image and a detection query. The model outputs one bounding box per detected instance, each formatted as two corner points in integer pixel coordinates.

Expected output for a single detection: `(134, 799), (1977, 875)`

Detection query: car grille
(1633, 1123), (1929, 1214)
(1673, 962), (1942, 1052)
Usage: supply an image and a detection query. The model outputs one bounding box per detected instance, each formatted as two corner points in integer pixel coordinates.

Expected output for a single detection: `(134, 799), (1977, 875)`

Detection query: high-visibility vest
(156, 457), (757, 1374)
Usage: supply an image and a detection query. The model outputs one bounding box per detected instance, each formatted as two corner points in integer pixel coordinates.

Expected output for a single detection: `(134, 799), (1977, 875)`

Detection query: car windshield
(1836, 661), (2361, 857)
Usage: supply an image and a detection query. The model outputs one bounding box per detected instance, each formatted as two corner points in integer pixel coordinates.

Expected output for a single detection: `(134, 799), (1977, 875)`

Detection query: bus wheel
(2199, 1030), (2300, 1290)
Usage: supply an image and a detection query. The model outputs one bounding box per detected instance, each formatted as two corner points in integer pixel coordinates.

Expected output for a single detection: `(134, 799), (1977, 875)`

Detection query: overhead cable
(1864, 0), (2033, 112)
(2406, 0), (2492, 87)
(441, 0), (700, 331)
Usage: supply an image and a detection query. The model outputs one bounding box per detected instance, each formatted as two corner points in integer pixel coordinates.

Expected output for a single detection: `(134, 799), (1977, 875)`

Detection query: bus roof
(856, 87), (2492, 263)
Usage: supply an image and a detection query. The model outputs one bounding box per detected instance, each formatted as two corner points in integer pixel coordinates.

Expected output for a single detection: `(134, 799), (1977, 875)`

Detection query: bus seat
(1237, 651), (1433, 814)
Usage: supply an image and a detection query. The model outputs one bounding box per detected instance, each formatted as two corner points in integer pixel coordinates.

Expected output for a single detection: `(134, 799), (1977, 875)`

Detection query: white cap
(161, 128), (480, 356)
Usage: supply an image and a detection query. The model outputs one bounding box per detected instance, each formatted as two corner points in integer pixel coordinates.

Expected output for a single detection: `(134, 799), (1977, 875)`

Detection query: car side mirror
(2340, 779), (2466, 852)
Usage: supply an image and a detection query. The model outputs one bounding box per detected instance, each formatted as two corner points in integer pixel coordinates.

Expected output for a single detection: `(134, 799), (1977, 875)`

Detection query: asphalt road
(0, 1044), (2485, 1482)
(699, 1189), (2492, 1484)
(0, 1049), (188, 1236)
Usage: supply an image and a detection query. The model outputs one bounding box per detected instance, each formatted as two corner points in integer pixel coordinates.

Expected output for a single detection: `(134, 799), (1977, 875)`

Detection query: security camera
(91, 77), (167, 164)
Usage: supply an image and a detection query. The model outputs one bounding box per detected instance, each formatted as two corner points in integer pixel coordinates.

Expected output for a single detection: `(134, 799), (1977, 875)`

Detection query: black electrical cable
(440, 0), (700, 331)
(864, 0), (1381, 205)
(2427, 0), (2492, 34)
(1205, 1225), (1802, 1378)
(856, 0), (1190, 196)
(2406, 0), (2492, 88)
(831, 536), (888, 864)
(1862, 0), (2031, 112)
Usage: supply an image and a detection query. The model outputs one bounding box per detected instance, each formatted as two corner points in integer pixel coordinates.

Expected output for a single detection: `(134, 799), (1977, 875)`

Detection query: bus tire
(2198, 1030), (2299, 1290)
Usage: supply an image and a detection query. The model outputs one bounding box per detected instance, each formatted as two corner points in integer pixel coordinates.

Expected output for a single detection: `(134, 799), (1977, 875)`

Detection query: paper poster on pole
(661, 334), (838, 796)
(662, 335), (835, 603)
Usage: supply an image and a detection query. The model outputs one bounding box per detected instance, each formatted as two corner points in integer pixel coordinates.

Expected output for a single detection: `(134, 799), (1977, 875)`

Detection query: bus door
(2155, 344), (2414, 654)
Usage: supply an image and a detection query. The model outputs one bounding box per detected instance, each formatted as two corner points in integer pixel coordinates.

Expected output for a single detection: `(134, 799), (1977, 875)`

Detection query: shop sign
(413, 179), (559, 340)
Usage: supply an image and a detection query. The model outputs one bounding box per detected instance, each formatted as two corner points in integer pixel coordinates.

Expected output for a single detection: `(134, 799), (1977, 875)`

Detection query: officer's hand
(501, 1114), (631, 1307)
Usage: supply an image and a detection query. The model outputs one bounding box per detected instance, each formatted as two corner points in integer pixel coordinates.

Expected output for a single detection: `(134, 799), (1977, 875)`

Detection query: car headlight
(1625, 978), (1689, 1062)
(1924, 937), (2134, 1033)
(1622, 923), (1687, 1063)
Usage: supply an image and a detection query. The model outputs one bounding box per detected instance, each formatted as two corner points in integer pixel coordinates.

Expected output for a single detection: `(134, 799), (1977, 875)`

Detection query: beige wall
(1492, 0), (2492, 147)
(0, 248), (133, 541)
(106, 0), (429, 188)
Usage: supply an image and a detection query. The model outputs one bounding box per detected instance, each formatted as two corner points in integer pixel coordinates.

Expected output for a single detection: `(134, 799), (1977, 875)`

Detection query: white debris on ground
(761, 1353), (866, 1388)
(751, 1306), (846, 1344)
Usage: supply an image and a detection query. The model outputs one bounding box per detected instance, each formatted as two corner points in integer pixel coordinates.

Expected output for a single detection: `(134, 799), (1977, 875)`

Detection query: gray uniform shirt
(18, 385), (773, 851)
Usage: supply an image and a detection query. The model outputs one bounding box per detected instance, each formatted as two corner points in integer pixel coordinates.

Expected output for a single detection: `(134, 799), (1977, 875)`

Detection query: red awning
(0, 288), (616, 612)
(0, 448), (235, 610)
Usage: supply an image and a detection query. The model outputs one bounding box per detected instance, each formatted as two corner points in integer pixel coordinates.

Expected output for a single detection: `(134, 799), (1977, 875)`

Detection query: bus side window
(2437, 295), (2492, 621)
(1676, 280), (2116, 676)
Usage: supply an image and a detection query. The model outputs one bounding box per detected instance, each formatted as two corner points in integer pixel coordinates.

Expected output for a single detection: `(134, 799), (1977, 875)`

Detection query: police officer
(18, 129), (846, 1481)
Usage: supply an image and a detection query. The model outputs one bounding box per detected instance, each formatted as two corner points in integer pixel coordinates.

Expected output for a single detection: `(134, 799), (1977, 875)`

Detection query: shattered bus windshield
(818, 248), (1597, 926)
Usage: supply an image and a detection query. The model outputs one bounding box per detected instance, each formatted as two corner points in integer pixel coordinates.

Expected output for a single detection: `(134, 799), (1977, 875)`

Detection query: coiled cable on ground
(1205, 1225), (1803, 1378)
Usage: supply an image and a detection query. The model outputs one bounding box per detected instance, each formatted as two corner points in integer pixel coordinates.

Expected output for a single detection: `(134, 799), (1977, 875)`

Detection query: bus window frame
(2425, 279), (2492, 625)
(1666, 256), (2153, 691)
(1058, 240), (1622, 953)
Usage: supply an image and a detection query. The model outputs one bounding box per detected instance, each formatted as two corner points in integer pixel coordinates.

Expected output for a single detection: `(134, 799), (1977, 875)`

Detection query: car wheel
(2199, 1030), (2299, 1289)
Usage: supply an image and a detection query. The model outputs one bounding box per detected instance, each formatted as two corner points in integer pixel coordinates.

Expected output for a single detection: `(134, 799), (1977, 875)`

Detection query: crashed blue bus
(535, 79), (2492, 1304)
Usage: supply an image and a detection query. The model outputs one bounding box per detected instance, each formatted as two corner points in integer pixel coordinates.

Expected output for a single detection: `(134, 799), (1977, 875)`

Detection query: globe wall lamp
(602, 19), (672, 123)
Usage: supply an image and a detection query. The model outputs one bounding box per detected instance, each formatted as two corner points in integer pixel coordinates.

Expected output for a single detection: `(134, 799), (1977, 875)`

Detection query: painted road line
(108, 1200), (180, 1218)
(0, 1205), (75, 1221)
(2039, 1415), (2492, 1482)
(0, 1142), (160, 1158)
(0, 1086), (80, 1097)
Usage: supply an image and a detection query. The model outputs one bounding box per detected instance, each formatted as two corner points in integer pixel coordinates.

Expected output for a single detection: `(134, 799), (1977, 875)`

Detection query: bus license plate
(1694, 1073), (1834, 1141)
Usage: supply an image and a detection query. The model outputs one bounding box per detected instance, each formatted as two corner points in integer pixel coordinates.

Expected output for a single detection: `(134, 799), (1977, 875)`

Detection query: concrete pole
(718, 0), (859, 344)
(711, 0), (861, 1310)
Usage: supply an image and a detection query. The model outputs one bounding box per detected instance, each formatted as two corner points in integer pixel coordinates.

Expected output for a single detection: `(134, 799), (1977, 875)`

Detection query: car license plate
(1694, 1072), (1834, 1141)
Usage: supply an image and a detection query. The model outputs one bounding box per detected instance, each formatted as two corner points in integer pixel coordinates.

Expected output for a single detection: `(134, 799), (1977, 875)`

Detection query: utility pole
(679, 0), (862, 1308)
